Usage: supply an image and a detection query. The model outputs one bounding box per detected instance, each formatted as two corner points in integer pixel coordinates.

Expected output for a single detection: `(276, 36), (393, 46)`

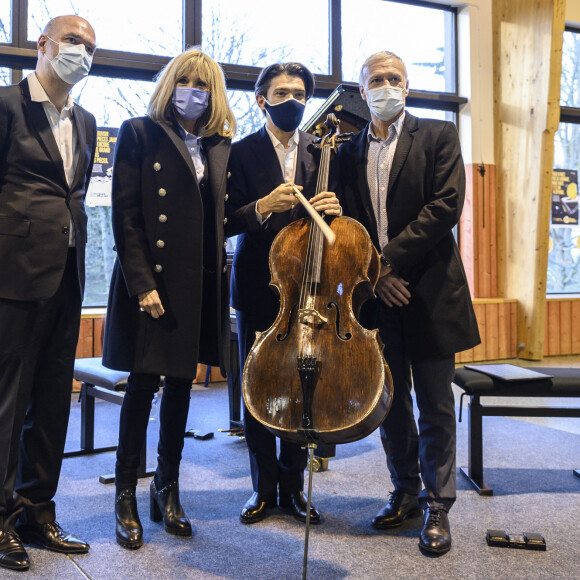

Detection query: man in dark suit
(338, 51), (480, 555)
(0, 15), (97, 571)
(225, 63), (340, 525)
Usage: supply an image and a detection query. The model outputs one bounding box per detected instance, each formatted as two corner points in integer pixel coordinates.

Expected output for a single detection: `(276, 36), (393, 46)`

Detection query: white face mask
(47, 37), (93, 85)
(365, 85), (405, 122)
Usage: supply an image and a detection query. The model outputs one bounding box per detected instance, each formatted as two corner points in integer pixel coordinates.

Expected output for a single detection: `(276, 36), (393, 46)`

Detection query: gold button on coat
(154, 264), (163, 272)
(158, 188), (167, 197)
(156, 240), (165, 248)
(224, 194), (229, 201)
(158, 214), (167, 223)
(153, 162), (161, 171)
(223, 217), (228, 224)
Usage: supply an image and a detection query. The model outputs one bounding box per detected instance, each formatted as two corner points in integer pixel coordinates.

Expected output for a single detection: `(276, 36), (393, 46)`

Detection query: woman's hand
(138, 289), (165, 318)
(310, 191), (341, 216)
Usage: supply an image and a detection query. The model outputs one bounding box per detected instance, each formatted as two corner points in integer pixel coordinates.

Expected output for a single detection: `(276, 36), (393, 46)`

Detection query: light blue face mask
(47, 37), (93, 85)
(365, 85), (405, 122)
(172, 87), (210, 122)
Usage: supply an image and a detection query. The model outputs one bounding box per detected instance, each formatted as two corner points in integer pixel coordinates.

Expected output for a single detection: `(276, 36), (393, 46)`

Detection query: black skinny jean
(115, 372), (193, 492)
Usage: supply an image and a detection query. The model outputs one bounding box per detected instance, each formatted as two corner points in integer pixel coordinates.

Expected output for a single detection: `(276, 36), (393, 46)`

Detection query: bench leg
(64, 382), (117, 458)
(460, 395), (493, 495)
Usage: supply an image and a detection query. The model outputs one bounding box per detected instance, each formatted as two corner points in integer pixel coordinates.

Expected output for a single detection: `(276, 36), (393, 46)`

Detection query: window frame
(1, 0), (465, 108)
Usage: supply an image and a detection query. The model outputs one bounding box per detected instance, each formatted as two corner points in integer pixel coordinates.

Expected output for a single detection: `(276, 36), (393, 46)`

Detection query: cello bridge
(298, 308), (328, 325)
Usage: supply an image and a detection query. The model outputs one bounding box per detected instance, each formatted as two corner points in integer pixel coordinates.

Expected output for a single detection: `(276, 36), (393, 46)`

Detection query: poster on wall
(86, 127), (119, 207)
(551, 168), (578, 225)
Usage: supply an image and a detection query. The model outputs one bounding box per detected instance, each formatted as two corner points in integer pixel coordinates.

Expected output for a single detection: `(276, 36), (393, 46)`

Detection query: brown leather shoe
(419, 508), (451, 554)
(371, 491), (423, 529)
(279, 491), (321, 524)
(0, 530), (29, 571)
(17, 521), (89, 554)
(239, 492), (276, 524)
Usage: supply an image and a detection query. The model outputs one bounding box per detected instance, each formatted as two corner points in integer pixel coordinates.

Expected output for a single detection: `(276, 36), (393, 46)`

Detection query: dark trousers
(115, 372), (193, 492)
(0, 249), (81, 530)
(236, 310), (307, 501)
(360, 300), (457, 511)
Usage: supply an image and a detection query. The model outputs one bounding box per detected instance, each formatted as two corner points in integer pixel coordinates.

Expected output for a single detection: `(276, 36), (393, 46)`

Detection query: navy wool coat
(102, 116), (231, 378)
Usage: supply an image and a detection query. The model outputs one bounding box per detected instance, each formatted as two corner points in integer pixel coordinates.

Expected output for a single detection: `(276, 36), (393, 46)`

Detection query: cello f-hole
(276, 304), (297, 342)
(327, 302), (351, 341)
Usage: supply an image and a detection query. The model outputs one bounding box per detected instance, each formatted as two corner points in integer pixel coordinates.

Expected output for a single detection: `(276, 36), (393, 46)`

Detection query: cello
(242, 114), (393, 446)
(241, 114), (393, 578)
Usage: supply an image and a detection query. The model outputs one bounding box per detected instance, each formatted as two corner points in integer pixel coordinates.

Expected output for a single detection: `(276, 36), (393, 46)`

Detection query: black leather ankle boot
(150, 479), (192, 536)
(115, 489), (143, 549)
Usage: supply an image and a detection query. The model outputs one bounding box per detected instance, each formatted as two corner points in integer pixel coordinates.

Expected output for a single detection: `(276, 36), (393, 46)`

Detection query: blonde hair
(148, 47), (237, 138)
(359, 51), (408, 87)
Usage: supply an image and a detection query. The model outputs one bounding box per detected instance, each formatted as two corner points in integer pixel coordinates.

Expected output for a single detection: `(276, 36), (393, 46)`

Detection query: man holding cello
(225, 62), (340, 525)
(338, 51), (480, 555)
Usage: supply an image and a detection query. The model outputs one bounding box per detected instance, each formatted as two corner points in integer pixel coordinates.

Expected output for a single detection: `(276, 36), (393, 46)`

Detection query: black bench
(64, 357), (154, 484)
(453, 366), (580, 495)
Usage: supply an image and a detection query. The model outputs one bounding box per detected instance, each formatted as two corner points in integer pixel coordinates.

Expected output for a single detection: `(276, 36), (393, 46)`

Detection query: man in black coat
(337, 51), (480, 555)
(0, 15), (97, 571)
(226, 62), (340, 525)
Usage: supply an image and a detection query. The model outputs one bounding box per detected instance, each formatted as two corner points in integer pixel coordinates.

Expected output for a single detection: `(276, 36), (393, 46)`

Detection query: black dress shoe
(17, 521), (89, 554)
(115, 488), (143, 550)
(0, 530), (29, 571)
(419, 508), (451, 554)
(239, 492), (276, 524)
(279, 491), (321, 524)
(371, 491), (423, 529)
(150, 479), (192, 536)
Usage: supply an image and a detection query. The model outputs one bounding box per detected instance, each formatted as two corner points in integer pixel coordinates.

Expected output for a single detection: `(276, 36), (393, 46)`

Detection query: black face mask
(265, 98), (306, 132)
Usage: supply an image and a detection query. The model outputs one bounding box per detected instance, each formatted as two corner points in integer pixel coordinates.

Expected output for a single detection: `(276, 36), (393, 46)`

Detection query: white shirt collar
(265, 125), (299, 149)
(26, 72), (74, 111)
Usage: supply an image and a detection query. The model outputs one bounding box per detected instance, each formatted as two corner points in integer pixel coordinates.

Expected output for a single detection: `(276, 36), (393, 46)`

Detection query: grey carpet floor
(4, 382), (579, 579)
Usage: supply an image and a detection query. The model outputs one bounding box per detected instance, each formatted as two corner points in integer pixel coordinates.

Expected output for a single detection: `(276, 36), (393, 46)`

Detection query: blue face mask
(172, 87), (210, 122)
(265, 97), (306, 132)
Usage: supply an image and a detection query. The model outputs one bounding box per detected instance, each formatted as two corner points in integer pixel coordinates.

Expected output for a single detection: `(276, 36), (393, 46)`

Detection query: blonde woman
(102, 48), (236, 549)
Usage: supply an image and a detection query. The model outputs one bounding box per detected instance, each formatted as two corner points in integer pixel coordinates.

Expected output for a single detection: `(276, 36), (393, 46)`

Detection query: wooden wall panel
(75, 318), (94, 358)
(460, 163), (497, 299)
(456, 299), (517, 363)
(493, 0), (565, 359)
(543, 298), (580, 357)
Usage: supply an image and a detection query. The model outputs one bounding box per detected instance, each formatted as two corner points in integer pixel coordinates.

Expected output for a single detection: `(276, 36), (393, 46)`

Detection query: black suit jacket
(338, 114), (481, 358)
(225, 127), (336, 319)
(0, 78), (97, 300)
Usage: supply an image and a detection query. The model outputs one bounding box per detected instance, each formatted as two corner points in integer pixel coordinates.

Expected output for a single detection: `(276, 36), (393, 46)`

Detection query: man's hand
(138, 289), (165, 319)
(310, 191), (341, 216)
(376, 264), (411, 307)
(256, 183), (301, 217)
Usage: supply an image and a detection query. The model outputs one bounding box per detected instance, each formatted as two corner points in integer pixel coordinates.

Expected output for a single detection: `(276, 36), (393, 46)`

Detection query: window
(341, 0), (456, 92)
(72, 76), (156, 306)
(0, 0), (10, 43)
(1, 0), (460, 306)
(27, 0), (182, 56)
(202, 0), (330, 74)
(548, 28), (580, 293)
